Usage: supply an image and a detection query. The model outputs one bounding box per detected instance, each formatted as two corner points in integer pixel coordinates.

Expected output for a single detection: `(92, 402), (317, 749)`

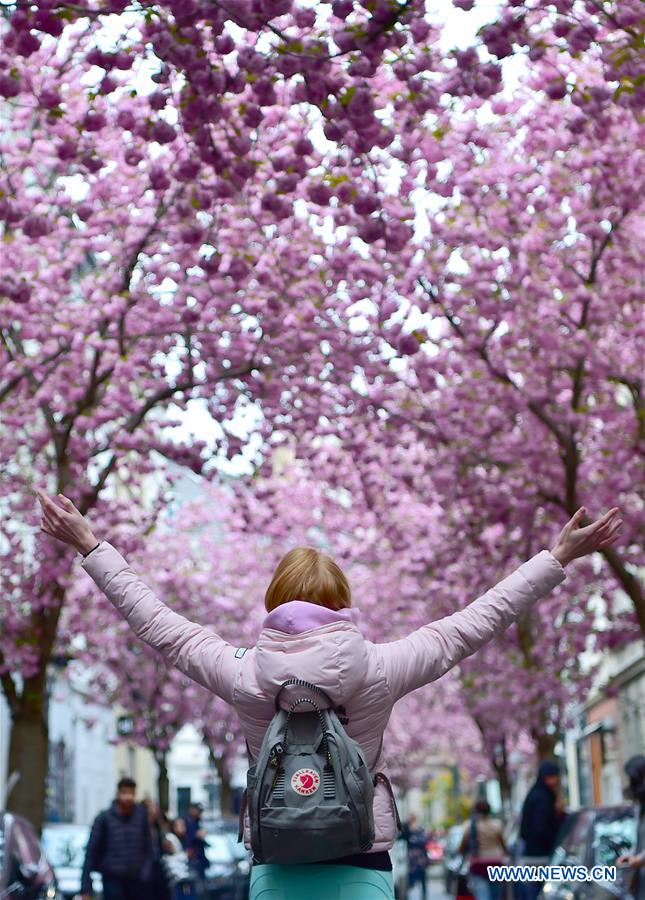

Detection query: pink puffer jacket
(81, 543), (566, 853)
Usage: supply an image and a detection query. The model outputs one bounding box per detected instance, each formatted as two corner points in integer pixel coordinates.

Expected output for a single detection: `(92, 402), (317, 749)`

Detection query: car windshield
(41, 827), (89, 868)
(591, 811), (637, 869)
(205, 832), (247, 863)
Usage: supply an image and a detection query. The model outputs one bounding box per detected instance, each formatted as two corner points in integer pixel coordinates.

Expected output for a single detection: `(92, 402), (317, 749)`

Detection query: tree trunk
(213, 755), (233, 817)
(156, 750), (169, 813)
(3, 581), (65, 834)
(532, 730), (559, 761)
(7, 698), (48, 834)
(492, 738), (512, 809)
(601, 545), (645, 638)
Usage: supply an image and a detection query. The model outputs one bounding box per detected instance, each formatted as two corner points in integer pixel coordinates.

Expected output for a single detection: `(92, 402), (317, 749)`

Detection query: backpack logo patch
(291, 768), (320, 796)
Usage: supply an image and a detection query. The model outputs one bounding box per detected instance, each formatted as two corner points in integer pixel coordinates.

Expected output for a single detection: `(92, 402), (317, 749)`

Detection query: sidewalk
(405, 869), (452, 900)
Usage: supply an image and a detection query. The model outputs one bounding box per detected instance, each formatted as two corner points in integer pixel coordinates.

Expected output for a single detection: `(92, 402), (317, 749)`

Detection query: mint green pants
(250, 864), (395, 899)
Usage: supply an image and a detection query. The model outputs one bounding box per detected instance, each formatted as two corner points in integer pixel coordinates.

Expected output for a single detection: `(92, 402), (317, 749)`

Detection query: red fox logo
(291, 768), (320, 796)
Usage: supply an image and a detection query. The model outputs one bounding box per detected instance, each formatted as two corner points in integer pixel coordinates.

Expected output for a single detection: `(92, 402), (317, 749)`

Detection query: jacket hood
(538, 760), (560, 779)
(254, 600), (368, 707)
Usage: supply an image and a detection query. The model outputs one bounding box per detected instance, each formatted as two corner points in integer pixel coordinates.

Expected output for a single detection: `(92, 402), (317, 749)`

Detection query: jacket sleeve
(375, 550), (566, 701)
(81, 542), (240, 703)
(80, 813), (105, 894)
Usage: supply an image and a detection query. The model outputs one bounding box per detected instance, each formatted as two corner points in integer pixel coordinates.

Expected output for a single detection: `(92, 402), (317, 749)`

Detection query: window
(177, 787), (191, 819)
(42, 826), (90, 868)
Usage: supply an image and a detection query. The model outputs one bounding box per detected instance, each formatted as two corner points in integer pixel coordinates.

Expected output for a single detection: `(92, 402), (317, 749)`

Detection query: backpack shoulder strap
(255, 708), (289, 772)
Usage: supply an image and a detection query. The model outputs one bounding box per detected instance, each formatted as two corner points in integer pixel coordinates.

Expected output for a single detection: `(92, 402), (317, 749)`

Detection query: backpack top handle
(274, 678), (335, 712)
(281, 696), (331, 762)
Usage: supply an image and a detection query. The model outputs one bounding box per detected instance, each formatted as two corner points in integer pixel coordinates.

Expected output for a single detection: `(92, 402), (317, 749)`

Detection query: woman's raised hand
(550, 506), (622, 568)
(36, 490), (99, 556)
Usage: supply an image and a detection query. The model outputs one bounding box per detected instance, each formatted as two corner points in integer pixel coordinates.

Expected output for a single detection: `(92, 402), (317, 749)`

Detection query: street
(406, 869), (452, 900)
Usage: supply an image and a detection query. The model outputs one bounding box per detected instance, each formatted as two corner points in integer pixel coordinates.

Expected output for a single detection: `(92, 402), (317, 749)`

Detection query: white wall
(47, 671), (116, 825)
(167, 723), (211, 817)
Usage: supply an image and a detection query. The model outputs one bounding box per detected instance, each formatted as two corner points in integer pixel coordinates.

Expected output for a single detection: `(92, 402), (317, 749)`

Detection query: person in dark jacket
(617, 754), (645, 900)
(144, 798), (172, 900)
(517, 760), (566, 900)
(401, 814), (429, 900)
(519, 760), (566, 856)
(80, 776), (153, 900)
(181, 803), (209, 899)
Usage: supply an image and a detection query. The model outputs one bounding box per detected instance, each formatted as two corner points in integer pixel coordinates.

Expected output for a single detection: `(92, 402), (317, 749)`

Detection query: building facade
(565, 638), (645, 809)
(46, 668), (117, 825)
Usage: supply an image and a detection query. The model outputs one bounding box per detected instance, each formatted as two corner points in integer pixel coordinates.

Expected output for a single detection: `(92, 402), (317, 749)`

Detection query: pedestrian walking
(162, 818), (198, 900)
(181, 802), (209, 898)
(516, 760), (566, 900)
(402, 814), (429, 899)
(144, 799), (172, 900)
(459, 800), (507, 900)
(37, 489), (621, 900)
(79, 776), (153, 900)
(617, 754), (645, 900)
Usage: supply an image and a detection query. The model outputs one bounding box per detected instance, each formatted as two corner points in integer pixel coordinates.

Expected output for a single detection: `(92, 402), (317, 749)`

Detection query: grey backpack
(242, 679), (377, 865)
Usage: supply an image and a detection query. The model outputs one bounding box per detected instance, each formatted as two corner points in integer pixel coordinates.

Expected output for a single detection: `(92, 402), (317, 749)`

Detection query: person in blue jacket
(80, 777), (153, 900)
(181, 803), (209, 898)
(517, 760), (566, 900)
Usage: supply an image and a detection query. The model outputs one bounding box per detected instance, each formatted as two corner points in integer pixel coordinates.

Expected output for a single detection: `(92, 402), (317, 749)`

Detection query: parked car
(41, 823), (102, 900)
(539, 804), (638, 900)
(0, 811), (58, 899)
(443, 823), (467, 894)
(203, 825), (250, 900)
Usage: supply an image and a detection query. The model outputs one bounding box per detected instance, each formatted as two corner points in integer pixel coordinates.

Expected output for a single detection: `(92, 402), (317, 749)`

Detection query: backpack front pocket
(258, 803), (364, 864)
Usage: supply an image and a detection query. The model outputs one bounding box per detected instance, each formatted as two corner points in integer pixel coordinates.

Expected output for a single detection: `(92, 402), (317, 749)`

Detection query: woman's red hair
(264, 546), (351, 612)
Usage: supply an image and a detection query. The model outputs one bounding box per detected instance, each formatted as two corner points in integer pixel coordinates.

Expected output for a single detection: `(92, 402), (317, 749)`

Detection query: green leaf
(323, 173), (350, 187)
(340, 85), (357, 107)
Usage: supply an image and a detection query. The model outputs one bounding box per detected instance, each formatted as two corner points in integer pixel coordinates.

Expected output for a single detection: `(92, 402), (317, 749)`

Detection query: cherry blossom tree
(2, 1), (641, 833)
(60, 487), (266, 811)
(2, 0), (641, 196)
(398, 74), (644, 635)
(242, 72), (642, 784)
(198, 698), (246, 817)
(280, 66), (643, 638)
(240, 325), (637, 790)
(0, 43), (375, 828)
(78, 651), (194, 811)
